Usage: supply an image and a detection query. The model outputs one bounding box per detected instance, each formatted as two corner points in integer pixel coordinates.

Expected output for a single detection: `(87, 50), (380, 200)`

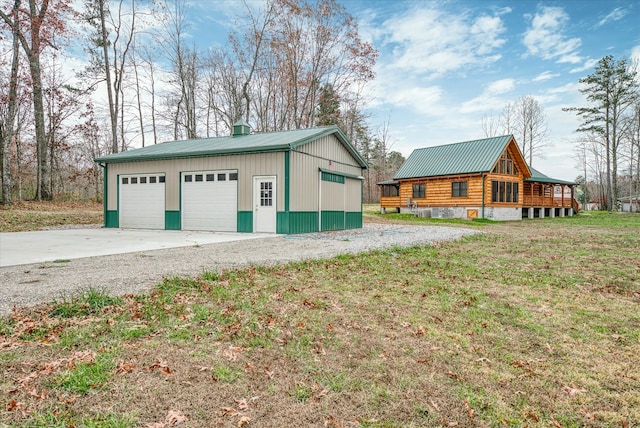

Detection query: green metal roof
(525, 167), (576, 185)
(393, 135), (515, 180)
(95, 125), (368, 168)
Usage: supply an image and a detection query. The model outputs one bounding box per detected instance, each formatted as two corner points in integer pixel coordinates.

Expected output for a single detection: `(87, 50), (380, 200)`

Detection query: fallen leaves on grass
(16, 350), (97, 390)
(116, 360), (136, 374)
(562, 384), (586, 396)
(145, 409), (188, 427)
(147, 359), (172, 377)
(222, 345), (244, 362)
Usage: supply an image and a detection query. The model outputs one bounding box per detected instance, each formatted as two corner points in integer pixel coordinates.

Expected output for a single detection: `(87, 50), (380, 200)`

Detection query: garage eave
(94, 145), (291, 164)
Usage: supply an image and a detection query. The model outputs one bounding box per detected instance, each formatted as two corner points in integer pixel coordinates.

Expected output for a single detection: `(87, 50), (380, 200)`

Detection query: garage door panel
(119, 175), (165, 229)
(182, 171), (237, 232)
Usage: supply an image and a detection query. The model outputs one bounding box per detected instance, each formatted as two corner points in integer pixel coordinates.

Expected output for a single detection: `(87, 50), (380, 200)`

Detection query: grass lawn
(0, 201), (103, 232)
(0, 210), (638, 427)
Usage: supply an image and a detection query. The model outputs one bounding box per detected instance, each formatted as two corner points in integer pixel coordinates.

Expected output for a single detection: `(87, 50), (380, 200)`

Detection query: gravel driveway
(0, 223), (479, 316)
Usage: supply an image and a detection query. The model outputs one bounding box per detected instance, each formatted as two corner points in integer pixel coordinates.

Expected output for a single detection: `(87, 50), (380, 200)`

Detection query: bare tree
(0, 0), (21, 204)
(157, 0), (199, 140)
(512, 95), (549, 166)
(84, 0), (136, 153)
(1, 0), (73, 200)
(481, 112), (502, 137)
(226, 0), (377, 132)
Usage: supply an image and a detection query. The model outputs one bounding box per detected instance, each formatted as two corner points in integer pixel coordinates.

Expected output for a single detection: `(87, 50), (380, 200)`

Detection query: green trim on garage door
(106, 210), (119, 228)
(237, 211), (253, 233)
(289, 212), (319, 234)
(321, 211), (345, 231)
(277, 212), (289, 234)
(277, 212), (319, 234)
(165, 211), (181, 230)
(321, 171), (345, 183)
(345, 212), (362, 229)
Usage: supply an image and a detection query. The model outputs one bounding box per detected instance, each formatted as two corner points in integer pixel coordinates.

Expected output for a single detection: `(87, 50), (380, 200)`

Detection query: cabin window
(382, 184), (399, 197)
(492, 181), (519, 203)
(412, 184), (426, 198)
(452, 181), (468, 197)
(492, 150), (518, 175)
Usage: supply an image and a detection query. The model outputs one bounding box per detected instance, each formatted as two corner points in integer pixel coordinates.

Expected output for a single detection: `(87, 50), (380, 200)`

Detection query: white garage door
(119, 174), (165, 229)
(182, 170), (238, 231)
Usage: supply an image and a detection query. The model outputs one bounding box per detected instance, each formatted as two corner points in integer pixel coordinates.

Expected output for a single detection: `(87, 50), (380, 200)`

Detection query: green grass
(48, 351), (116, 395)
(50, 287), (123, 318)
(1, 213), (639, 427)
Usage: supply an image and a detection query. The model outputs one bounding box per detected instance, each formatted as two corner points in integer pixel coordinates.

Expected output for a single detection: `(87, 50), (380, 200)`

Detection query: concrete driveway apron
(0, 228), (271, 267)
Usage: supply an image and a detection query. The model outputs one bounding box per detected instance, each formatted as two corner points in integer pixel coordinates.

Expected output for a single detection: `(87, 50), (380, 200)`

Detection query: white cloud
(486, 78), (516, 95)
(631, 45), (640, 65)
(522, 6), (582, 64)
(533, 71), (559, 81)
(379, 5), (508, 78)
(570, 58), (599, 74)
(596, 7), (629, 27)
(385, 86), (446, 116)
(459, 78), (515, 113)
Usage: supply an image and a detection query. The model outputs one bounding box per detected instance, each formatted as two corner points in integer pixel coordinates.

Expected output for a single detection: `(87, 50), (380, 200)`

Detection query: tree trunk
(98, 0), (118, 153)
(1, 0), (22, 205)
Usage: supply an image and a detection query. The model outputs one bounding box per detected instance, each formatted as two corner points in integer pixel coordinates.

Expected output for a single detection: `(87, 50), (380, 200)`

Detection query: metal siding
(297, 135), (359, 166)
(345, 178), (362, 212)
(289, 151), (362, 212)
(237, 211), (253, 232)
(288, 212), (319, 234)
(290, 151), (319, 211)
(321, 211), (345, 231)
(106, 153), (283, 213)
(345, 212), (362, 229)
(321, 180), (345, 211)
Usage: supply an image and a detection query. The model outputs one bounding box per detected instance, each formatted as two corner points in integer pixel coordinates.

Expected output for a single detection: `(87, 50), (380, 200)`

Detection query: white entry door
(253, 176), (276, 233)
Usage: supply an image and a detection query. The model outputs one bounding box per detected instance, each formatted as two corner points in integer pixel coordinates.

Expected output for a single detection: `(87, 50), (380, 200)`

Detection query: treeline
(0, 0), (401, 204)
(565, 56), (640, 211)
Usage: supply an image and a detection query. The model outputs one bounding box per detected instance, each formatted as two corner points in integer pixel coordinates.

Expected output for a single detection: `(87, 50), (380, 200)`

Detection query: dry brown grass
(0, 201), (102, 232)
(0, 211), (638, 427)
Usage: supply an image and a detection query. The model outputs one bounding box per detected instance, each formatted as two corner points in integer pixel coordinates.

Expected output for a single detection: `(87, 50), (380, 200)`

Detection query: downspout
(318, 170), (322, 231)
(99, 162), (107, 228)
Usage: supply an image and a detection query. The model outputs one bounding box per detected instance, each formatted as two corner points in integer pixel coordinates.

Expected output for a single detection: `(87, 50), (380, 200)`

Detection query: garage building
(94, 122), (368, 234)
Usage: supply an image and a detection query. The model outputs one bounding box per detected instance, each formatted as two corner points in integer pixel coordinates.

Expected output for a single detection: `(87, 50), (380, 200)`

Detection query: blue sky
(185, 1), (639, 181)
(348, 0), (639, 181)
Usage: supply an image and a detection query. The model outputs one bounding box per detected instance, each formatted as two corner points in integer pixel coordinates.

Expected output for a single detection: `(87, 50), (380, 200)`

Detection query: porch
(522, 180), (578, 218)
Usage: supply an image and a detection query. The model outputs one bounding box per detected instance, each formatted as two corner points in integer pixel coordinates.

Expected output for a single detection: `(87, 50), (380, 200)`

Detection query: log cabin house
(378, 135), (577, 221)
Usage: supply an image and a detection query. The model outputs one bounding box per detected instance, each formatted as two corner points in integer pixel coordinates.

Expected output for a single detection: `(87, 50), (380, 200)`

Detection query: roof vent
(232, 119), (251, 137)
